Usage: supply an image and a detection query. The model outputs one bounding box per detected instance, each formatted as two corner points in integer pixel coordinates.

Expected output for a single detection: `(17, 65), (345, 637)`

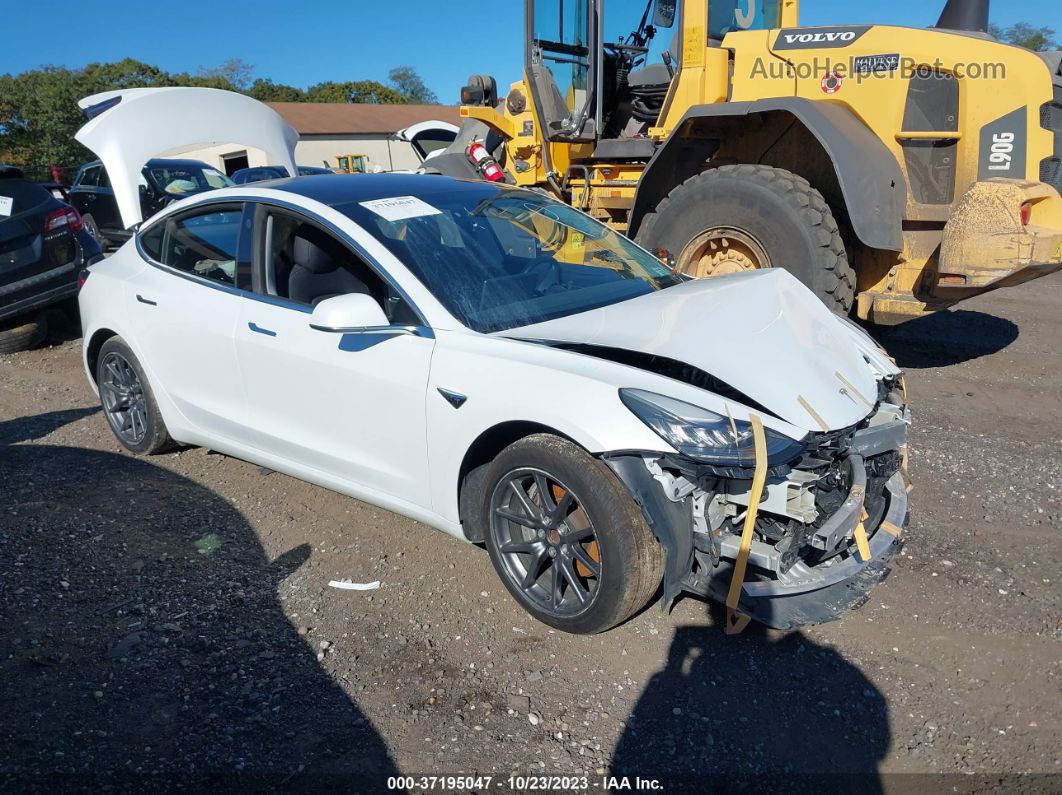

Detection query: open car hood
(75, 87), (299, 230)
(508, 269), (897, 433)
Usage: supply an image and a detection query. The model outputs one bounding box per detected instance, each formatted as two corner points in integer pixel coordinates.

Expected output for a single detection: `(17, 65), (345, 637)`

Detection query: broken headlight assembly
(619, 389), (806, 467)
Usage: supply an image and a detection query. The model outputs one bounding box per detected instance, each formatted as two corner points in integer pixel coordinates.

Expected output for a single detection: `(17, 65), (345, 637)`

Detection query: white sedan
(76, 88), (910, 634)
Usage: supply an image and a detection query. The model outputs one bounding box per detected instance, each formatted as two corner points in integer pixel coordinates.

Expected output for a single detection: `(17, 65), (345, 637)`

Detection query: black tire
(82, 214), (104, 248)
(95, 336), (175, 455)
(481, 434), (663, 634)
(0, 313), (48, 354)
(636, 164), (856, 314)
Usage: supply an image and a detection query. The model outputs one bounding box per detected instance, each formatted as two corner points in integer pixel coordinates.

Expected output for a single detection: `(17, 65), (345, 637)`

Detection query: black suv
(69, 158), (234, 248)
(1, 165), (103, 353)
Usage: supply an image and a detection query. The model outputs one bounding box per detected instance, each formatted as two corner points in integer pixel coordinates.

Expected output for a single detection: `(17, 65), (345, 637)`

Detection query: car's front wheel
(482, 434), (663, 634)
(96, 336), (174, 455)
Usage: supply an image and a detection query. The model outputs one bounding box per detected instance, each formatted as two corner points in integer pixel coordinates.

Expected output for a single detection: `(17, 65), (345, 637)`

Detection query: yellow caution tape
(854, 504), (872, 563)
(835, 371), (873, 408)
(797, 395), (831, 432)
(880, 520), (903, 537)
(725, 414), (767, 636)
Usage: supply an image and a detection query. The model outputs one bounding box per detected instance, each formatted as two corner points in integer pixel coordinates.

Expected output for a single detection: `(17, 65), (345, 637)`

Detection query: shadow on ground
(611, 608), (889, 792)
(870, 309), (1019, 369)
(0, 411), (398, 790)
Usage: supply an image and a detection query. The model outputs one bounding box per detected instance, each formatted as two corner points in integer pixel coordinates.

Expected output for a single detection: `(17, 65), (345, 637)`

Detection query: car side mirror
(652, 0), (676, 28)
(308, 293), (390, 333)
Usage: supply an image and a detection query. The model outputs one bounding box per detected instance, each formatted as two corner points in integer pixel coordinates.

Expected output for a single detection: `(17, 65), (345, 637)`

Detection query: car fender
(426, 331), (675, 526)
(425, 328), (809, 526)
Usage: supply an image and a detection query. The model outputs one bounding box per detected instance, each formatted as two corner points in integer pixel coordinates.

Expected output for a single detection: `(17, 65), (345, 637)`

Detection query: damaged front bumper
(604, 405), (910, 630)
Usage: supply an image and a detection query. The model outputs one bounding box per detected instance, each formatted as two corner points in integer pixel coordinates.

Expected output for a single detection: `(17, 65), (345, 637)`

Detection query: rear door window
(78, 166), (100, 187)
(139, 204), (249, 289)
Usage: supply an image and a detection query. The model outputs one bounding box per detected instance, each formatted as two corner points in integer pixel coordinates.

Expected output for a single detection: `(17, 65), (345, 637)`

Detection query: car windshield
(338, 184), (681, 333)
(148, 165), (234, 195)
(0, 178), (52, 217)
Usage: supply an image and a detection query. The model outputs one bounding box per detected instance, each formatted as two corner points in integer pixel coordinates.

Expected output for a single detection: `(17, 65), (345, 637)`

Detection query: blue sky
(2, 1), (1060, 100)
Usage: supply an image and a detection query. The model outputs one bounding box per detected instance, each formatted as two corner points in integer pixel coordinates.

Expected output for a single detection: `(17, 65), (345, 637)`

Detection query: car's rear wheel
(82, 214), (104, 249)
(0, 313), (48, 354)
(482, 434), (662, 634)
(96, 336), (174, 455)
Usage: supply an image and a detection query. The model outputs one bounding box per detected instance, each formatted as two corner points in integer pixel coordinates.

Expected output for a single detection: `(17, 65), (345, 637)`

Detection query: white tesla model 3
(76, 88), (911, 634)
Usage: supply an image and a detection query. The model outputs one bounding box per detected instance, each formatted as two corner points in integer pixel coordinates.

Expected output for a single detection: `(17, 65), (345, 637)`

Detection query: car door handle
(136, 294), (157, 306)
(248, 322), (277, 337)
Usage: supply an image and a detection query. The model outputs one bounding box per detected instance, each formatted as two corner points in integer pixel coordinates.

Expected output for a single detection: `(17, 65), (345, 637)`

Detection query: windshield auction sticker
(0, 196), (13, 217)
(359, 196), (441, 222)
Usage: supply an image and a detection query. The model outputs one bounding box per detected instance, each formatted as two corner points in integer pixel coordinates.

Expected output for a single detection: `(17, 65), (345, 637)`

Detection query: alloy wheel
(99, 351), (148, 445)
(489, 468), (601, 617)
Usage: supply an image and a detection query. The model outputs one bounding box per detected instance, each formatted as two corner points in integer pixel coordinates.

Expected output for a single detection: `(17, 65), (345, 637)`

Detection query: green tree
(248, 78), (306, 102)
(0, 58), (434, 179)
(305, 80), (406, 104)
(0, 59), (170, 179)
(388, 65), (438, 104)
(989, 22), (1059, 52)
(197, 57), (255, 91)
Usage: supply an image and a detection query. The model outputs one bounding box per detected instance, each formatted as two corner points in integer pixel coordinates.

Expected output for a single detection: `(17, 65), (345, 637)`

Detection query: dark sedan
(231, 165), (335, 184)
(1, 165), (103, 353)
(69, 158), (233, 249)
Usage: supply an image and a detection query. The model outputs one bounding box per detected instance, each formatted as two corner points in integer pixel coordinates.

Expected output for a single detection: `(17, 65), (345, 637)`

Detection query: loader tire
(635, 164), (856, 315)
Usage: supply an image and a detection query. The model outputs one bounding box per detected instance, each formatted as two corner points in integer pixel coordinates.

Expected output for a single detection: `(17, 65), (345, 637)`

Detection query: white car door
(129, 202), (251, 443)
(234, 206), (435, 507)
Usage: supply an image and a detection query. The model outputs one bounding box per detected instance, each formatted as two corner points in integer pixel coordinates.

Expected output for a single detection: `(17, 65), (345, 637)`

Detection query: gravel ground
(1, 276), (1060, 793)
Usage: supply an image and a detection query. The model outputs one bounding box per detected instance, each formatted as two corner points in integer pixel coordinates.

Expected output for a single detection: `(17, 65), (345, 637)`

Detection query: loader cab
(526, 0), (784, 145)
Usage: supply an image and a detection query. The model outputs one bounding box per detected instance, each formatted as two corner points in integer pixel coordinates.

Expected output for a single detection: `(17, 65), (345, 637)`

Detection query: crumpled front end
(605, 377), (910, 630)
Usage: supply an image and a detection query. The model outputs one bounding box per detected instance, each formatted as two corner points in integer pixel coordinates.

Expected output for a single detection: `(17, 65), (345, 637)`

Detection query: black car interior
(263, 211), (418, 324)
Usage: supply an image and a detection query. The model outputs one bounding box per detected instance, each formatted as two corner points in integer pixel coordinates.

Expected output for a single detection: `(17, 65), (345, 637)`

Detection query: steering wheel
(519, 257), (564, 293)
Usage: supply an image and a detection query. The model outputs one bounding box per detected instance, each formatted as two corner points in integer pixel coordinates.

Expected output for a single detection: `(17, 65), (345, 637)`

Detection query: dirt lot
(1, 276), (1060, 792)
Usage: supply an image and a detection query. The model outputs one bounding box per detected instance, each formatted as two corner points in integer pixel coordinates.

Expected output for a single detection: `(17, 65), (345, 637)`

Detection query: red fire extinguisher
(466, 139), (505, 182)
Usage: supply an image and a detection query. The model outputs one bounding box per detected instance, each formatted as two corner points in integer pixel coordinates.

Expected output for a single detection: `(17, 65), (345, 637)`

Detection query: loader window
(708, 0), (781, 40)
(531, 0), (591, 124)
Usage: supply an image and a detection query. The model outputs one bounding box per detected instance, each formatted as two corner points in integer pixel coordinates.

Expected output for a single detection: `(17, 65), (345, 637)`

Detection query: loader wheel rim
(678, 227), (771, 278)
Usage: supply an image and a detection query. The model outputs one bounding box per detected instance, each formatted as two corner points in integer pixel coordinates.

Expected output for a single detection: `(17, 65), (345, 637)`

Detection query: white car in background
(76, 88), (911, 634)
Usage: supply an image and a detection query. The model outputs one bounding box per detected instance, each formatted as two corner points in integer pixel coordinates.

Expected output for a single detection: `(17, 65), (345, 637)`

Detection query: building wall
(295, 134), (423, 172)
(162, 133), (423, 174)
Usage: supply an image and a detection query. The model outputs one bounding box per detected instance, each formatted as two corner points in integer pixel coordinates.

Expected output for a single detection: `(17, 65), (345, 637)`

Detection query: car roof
(258, 172), (501, 207)
(79, 157), (214, 171)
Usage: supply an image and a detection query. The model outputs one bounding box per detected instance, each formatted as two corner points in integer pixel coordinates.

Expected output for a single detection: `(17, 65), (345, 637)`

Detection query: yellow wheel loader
(426, 0), (1062, 322)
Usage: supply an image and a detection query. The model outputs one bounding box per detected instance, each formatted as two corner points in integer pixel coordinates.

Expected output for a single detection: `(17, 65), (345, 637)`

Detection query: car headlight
(619, 389), (806, 467)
